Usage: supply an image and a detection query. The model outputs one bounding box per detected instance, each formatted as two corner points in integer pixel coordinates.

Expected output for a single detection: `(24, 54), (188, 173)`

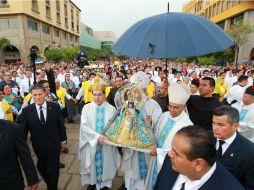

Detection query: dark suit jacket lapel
(220, 133), (241, 164)
(32, 103), (41, 124)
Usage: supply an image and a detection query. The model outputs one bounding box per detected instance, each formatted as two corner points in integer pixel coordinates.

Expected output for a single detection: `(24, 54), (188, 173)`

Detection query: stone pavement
(25, 114), (123, 190)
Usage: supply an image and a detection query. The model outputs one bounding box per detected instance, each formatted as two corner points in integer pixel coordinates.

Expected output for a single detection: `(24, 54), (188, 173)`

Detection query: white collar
(35, 101), (47, 110)
(243, 103), (254, 110)
(92, 101), (106, 108)
(217, 132), (237, 145)
(177, 163), (216, 189)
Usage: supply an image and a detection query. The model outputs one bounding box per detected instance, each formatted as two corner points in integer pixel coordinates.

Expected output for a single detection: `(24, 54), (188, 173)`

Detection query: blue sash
(95, 107), (105, 183)
(240, 109), (247, 122)
(138, 151), (148, 180)
(157, 117), (176, 148)
(152, 117), (175, 188)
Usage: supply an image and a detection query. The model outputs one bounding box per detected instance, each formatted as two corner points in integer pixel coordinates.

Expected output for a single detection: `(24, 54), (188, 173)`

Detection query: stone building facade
(0, 0), (81, 63)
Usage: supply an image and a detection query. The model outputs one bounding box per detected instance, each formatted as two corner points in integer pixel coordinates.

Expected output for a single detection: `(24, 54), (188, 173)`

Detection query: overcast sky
(73, 0), (189, 38)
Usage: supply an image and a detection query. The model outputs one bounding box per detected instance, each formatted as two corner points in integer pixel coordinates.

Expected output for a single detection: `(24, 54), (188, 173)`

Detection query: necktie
(40, 106), (46, 124)
(217, 140), (225, 159)
(180, 182), (185, 190)
(28, 78), (31, 87)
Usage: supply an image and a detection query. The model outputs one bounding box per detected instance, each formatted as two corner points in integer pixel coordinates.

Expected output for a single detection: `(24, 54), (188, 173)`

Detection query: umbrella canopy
(113, 12), (234, 58)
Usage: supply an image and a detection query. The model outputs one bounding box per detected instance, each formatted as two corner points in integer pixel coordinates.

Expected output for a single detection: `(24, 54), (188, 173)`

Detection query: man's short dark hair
(37, 80), (49, 86)
(238, 75), (248, 83)
(203, 69), (210, 74)
(202, 77), (215, 88)
(31, 85), (45, 92)
(176, 126), (217, 166)
(213, 105), (239, 125)
(115, 75), (123, 80)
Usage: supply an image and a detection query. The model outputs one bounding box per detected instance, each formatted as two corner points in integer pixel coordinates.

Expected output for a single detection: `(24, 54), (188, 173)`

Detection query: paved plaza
(25, 115), (123, 190)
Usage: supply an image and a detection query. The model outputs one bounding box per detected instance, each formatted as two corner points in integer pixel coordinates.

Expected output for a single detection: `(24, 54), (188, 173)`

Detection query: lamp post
(30, 48), (37, 85)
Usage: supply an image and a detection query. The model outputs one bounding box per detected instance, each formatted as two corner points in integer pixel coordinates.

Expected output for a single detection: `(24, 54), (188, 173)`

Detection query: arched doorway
(2, 45), (21, 63)
(250, 48), (254, 61)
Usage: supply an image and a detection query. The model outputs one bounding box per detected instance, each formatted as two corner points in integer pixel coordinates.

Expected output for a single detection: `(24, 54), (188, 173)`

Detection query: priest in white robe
(120, 71), (162, 190)
(78, 76), (121, 190)
(145, 83), (193, 190)
(238, 85), (254, 141)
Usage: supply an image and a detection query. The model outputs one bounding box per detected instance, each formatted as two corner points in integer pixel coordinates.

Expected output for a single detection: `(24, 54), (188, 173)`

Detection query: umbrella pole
(166, 59), (168, 77)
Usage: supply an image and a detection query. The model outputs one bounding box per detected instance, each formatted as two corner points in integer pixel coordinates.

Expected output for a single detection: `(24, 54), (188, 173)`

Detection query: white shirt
(35, 102), (47, 121)
(172, 163), (216, 190)
(227, 84), (246, 111)
(72, 75), (81, 88)
(19, 77), (34, 98)
(216, 132), (237, 155)
(0, 106), (5, 120)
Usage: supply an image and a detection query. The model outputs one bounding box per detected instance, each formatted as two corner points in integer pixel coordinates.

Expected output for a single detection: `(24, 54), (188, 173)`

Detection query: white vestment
(145, 111), (193, 190)
(78, 101), (121, 189)
(121, 99), (162, 190)
(238, 103), (254, 142)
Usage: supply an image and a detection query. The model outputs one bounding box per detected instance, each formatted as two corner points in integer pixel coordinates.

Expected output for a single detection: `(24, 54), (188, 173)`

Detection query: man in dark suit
(0, 119), (39, 190)
(19, 85), (67, 190)
(212, 105), (254, 190)
(187, 77), (222, 130)
(155, 127), (244, 190)
(107, 76), (123, 108)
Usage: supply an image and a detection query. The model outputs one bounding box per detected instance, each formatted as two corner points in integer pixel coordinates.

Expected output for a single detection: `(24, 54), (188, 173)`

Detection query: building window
(70, 34), (73, 41)
(217, 1), (221, 14)
(212, 5), (216, 17)
(71, 9), (74, 30)
(45, 0), (51, 19)
(57, 12), (61, 24)
(227, 0), (231, 9)
(76, 12), (79, 33)
(75, 36), (78, 43)
(31, 0), (39, 12)
(63, 32), (67, 40)
(232, 0), (237, 7)
(42, 24), (50, 34)
(205, 9), (208, 18)
(208, 6), (212, 18)
(8, 18), (17, 28)
(54, 28), (60, 37)
(27, 19), (38, 31)
(0, 18), (17, 29)
(56, 0), (60, 12)
(0, 0), (7, 4)
(222, 0), (226, 12)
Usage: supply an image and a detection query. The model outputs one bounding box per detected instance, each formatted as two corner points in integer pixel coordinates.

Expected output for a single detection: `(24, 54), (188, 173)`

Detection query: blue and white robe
(239, 103), (254, 141)
(121, 99), (162, 190)
(78, 101), (121, 189)
(144, 111), (193, 190)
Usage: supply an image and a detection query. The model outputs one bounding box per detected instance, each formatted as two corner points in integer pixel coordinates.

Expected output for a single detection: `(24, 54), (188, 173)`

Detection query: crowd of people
(0, 58), (254, 190)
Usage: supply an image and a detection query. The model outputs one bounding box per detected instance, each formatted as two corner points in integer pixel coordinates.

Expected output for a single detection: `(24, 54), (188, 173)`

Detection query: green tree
(44, 47), (79, 63)
(0, 37), (11, 50)
(227, 20), (254, 65)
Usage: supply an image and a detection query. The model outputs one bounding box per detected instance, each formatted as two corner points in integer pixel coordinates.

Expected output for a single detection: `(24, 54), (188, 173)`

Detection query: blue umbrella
(113, 12), (234, 59)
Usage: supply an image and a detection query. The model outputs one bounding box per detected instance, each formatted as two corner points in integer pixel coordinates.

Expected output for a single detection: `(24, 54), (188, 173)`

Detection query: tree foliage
(44, 47), (79, 62)
(227, 21), (254, 64)
(227, 20), (254, 47)
(83, 47), (116, 60)
(0, 37), (11, 50)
